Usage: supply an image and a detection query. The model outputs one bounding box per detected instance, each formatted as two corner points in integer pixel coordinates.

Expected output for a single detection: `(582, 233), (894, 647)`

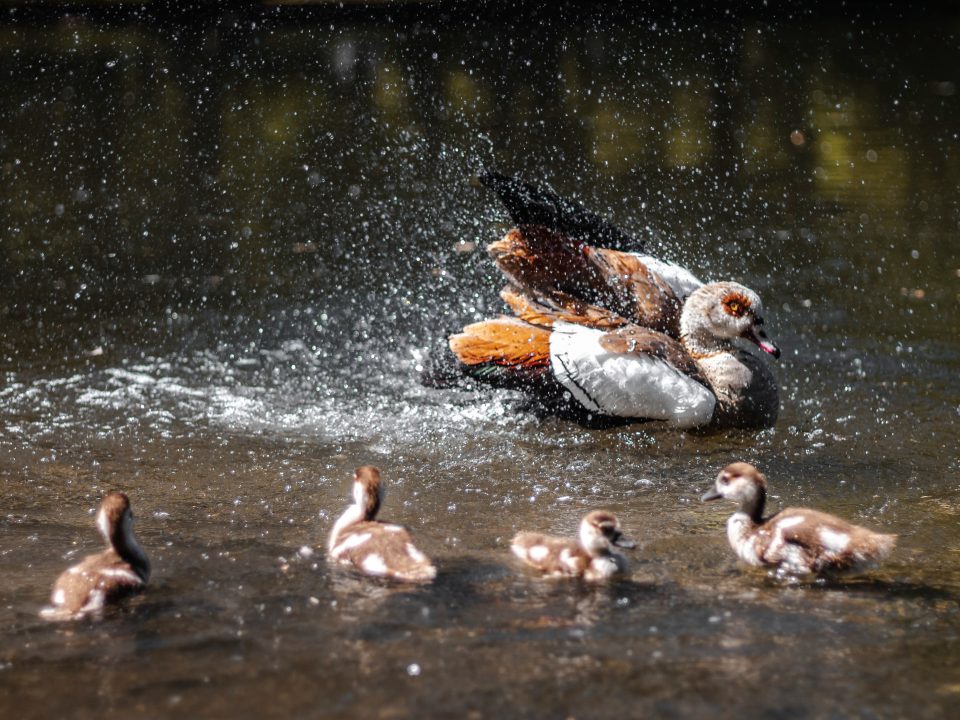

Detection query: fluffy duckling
(511, 510), (636, 580)
(702, 462), (896, 576)
(41, 492), (150, 620)
(327, 466), (436, 582)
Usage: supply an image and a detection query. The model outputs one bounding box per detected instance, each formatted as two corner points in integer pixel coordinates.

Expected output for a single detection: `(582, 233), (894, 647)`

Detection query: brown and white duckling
(327, 466), (436, 582)
(511, 510), (636, 580)
(41, 492), (150, 620)
(702, 462), (897, 576)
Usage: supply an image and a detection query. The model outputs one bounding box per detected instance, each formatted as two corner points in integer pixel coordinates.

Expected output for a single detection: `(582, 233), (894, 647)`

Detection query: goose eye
(722, 293), (751, 318)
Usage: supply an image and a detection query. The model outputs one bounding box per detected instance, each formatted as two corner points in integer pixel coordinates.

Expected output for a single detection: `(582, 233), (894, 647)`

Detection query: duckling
(702, 462), (896, 576)
(327, 466), (436, 582)
(511, 510), (636, 580)
(41, 492), (150, 620)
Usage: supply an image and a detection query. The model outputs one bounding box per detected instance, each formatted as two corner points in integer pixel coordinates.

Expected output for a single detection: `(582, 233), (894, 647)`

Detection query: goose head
(680, 282), (780, 358)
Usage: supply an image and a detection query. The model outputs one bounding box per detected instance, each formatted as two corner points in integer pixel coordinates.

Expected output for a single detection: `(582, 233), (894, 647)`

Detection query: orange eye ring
(722, 292), (751, 318)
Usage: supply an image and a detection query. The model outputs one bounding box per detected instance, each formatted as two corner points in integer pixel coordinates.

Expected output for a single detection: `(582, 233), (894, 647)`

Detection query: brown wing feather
(586, 247), (683, 335)
(48, 550), (144, 617)
(488, 228), (682, 335)
(449, 317), (551, 367)
(597, 325), (705, 381)
(335, 522), (436, 582)
(765, 508), (897, 571)
(488, 227), (598, 298)
(500, 286), (628, 330)
(511, 532), (589, 576)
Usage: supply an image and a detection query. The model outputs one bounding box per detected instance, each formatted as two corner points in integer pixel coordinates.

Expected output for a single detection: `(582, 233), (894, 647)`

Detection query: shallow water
(2, 4), (960, 719)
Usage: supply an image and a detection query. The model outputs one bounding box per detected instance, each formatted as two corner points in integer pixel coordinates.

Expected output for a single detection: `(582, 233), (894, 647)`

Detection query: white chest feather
(727, 513), (763, 566)
(586, 554), (622, 580)
(549, 323), (715, 427)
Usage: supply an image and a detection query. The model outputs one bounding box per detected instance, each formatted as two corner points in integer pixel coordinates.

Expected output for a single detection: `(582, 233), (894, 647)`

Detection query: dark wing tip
(477, 167), (502, 189)
(475, 169), (643, 252)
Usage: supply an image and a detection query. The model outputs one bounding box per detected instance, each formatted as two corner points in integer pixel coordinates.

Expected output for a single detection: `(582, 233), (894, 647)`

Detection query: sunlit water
(2, 4), (960, 719)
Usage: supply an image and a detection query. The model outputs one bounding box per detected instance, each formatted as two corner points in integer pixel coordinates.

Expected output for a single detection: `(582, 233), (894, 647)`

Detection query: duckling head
(352, 465), (383, 521)
(702, 462), (768, 520)
(579, 510), (636, 556)
(96, 492), (132, 545)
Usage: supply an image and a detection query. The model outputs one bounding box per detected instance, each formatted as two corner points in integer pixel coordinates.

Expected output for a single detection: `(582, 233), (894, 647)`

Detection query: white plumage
(549, 322), (716, 427)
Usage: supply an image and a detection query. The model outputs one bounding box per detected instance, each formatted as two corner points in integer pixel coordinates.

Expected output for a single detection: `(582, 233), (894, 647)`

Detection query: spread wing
(479, 170), (641, 250)
(489, 227), (682, 335)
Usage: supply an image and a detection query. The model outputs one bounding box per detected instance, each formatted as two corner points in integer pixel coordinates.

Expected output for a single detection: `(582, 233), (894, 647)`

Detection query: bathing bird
(440, 171), (780, 429)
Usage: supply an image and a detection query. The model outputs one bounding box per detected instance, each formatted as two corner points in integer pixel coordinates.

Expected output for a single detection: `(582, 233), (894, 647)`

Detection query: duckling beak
(742, 325), (780, 359)
(701, 487), (723, 502)
(613, 534), (637, 549)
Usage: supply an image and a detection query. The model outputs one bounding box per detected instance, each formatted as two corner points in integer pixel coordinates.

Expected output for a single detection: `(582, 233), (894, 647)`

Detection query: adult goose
(443, 171), (780, 429)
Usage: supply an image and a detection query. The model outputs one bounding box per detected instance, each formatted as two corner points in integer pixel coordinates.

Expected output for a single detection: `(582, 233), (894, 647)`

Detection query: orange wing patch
(449, 317), (551, 367)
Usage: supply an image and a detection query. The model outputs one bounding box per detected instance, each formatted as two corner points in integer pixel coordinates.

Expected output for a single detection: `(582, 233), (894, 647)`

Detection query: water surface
(1, 3), (959, 718)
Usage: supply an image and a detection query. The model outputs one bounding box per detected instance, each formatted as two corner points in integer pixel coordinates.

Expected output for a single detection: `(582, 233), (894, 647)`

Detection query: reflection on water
(1, 3), (960, 719)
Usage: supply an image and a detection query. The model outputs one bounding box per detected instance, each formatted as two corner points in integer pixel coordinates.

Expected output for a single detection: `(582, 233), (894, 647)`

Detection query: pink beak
(743, 326), (781, 359)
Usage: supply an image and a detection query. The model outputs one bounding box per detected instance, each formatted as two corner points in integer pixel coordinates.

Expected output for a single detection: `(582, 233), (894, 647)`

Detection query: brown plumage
(489, 228), (681, 335)
(440, 171), (781, 428)
(511, 510), (636, 581)
(499, 285), (629, 330)
(702, 463), (897, 576)
(587, 246), (683, 335)
(328, 466), (436, 583)
(597, 325), (707, 382)
(41, 492), (150, 621)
